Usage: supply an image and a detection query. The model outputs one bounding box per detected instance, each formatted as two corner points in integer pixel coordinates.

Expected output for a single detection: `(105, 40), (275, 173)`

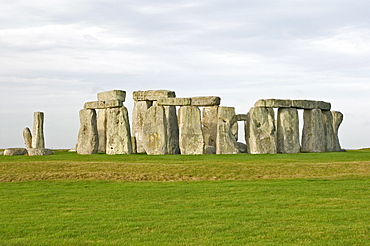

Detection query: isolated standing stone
(322, 111), (336, 152)
(178, 106), (205, 155)
(216, 107), (239, 154)
(77, 109), (99, 155)
(202, 106), (219, 148)
(106, 106), (132, 155)
(277, 108), (300, 153)
(32, 112), (45, 149)
(23, 127), (32, 149)
(245, 107), (277, 154)
(332, 111), (344, 151)
(142, 105), (168, 155)
(97, 109), (107, 152)
(164, 106), (180, 154)
(132, 101), (152, 153)
(301, 109), (325, 153)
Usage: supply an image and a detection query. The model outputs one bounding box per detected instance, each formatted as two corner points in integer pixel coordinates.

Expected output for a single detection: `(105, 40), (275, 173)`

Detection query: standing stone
(77, 109), (99, 155)
(131, 137), (137, 154)
(322, 111), (336, 152)
(106, 106), (132, 155)
(216, 107), (239, 154)
(142, 105), (168, 155)
(332, 111), (344, 151)
(178, 106), (205, 155)
(202, 106), (219, 148)
(32, 112), (45, 149)
(132, 101), (152, 153)
(277, 108), (300, 154)
(164, 106), (180, 154)
(97, 109), (107, 152)
(23, 127), (32, 149)
(301, 109), (325, 153)
(245, 107), (277, 154)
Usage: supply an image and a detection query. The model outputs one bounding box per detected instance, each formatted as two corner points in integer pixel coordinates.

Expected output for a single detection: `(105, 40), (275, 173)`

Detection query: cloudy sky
(1, 0), (369, 149)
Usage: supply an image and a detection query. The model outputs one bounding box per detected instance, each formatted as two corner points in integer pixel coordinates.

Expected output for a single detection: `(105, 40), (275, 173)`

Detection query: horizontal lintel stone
(255, 99), (331, 110)
(97, 90), (126, 102)
(132, 90), (176, 101)
(157, 98), (191, 106)
(190, 96), (221, 106)
(235, 114), (248, 121)
(84, 100), (123, 109)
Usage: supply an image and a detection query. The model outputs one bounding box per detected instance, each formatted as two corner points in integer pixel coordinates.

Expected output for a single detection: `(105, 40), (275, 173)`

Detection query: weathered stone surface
(27, 148), (53, 156)
(104, 99), (123, 108)
(254, 99), (331, 110)
(84, 101), (105, 109)
(235, 114), (248, 121)
(133, 90), (176, 101)
(132, 101), (152, 153)
(237, 142), (248, 153)
(77, 109), (99, 155)
(291, 100), (331, 110)
(332, 111), (344, 151)
(317, 101), (331, 111)
(216, 107), (239, 154)
(131, 137), (137, 154)
(178, 106), (204, 155)
(32, 112), (45, 149)
(157, 98), (191, 106)
(106, 106), (132, 155)
(143, 105), (168, 155)
(97, 90), (126, 102)
(202, 106), (219, 148)
(255, 99), (292, 108)
(164, 106), (180, 154)
(301, 109), (325, 153)
(204, 145), (216, 154)
(4, 148), (28, 156)
(190, 96), (221, 106)
(245, 107), (277, 154)
(23, 127), (32, 148)
(97, 109), (107, 152)
(277, 108), (300, 154)
(322, 111), (336, 152)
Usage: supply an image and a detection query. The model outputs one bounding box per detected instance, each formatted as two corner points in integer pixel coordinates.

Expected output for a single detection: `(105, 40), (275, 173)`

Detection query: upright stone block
(245, 107), (277, 154)
(132, 101), (152, 153)
(216, 107), (239, 154)
(32, 112), (45, 149)
(277, 108), (300, 154)
(322, 111), (336, 152)
(332, 111), (344, 151)
(97, 109), (107, 152)
(202, 106), (219, 148)
(178, 106), (205, 155)
(143, 105), (168, 155)
(106, 106), (132, 155)
(77, 109), (99, 155)
(23, 127), (32, 149)
(301, 109), (325, 153)
(164, 106), (180, 154)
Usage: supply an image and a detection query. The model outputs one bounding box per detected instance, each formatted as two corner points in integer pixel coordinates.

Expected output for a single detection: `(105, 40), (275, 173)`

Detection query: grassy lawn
(0, 150), (370, 245)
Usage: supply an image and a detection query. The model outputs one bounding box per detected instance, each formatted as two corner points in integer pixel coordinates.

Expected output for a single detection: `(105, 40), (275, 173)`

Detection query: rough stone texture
(131, 137), (137, 154)
(292, 100), (331, 111)
(23, 127), (32, 149)
(32, 112), (45, 149)
(190, 96), (221, 106)
(27, 148), (53, 156)
(237, 142), (248, 153)
(255, 99), (292, 108)
(164, 106), (180, 154)
(277, 108), (300, 154)
(254, 99), (331, 110)
(133, 90), (176, 101)
(332, 111), (344, 151)
(84, 101), (105, 109)
(204, 145), (216, 154)
(132, 101), (152, 153)
(97, 109), (107, 152)
(157, 98), (191, 106)
(235, 114), (248, 121)
(106, 106), (132, 155)
(77, 109), (99, 155)
(301, 109), (325, 153)
(142, 105), (168, 155)
(4, 148), (28, 156)
(178, 106), (205, 155)
(202, 106), (219, 148)
(104, 99), (123, 108)
(216, 106), (240, 154)
(97, 90), (126, 102)
(322, 111), (336, 152)
(245, 107), (277, 154)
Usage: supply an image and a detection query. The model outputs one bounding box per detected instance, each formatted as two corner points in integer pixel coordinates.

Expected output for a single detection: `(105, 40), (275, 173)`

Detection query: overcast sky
(1, 0), (370, 149)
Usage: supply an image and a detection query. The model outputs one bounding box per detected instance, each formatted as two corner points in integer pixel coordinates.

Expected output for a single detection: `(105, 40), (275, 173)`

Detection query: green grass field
(1, 150), (370, 245)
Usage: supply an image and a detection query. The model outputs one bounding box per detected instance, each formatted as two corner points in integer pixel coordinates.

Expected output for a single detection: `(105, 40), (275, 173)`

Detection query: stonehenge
(76, 91), (343, 155)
